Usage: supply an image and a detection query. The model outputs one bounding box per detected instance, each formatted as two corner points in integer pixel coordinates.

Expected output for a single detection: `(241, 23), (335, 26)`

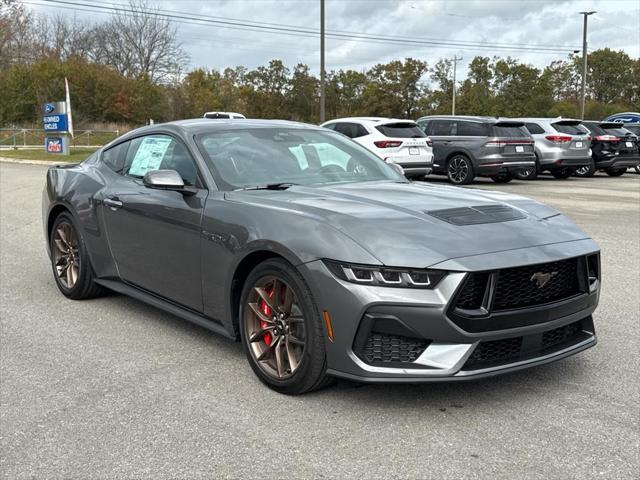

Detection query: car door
(426, 120), (455, 171)
(100, 133), (208, 311)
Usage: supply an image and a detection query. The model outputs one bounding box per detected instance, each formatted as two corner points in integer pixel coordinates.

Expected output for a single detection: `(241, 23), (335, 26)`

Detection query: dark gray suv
(416, 116), (536, 184)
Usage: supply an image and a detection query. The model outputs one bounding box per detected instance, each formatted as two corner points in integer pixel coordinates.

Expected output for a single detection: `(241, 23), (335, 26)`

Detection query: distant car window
(456, 121), (488, 136)
(204, 113), (231, 119)
(323, 123), (337, 131)
(492, 125), (530, 138)
(524, 123), (545, 135)
(580, 123), (603, 135)
(624, 125), (640, 135)
(123, 135), (199, 186)
(601, 126), (633, 136)
(333, 122), (358, 138)
(417, 120), (430, 134)
(376, 123), (426, 138)
(553, 123), (583, 135)
(354, 124), (369, 138)
(101, 141), (130, 173)
(429, 120), (455, 136)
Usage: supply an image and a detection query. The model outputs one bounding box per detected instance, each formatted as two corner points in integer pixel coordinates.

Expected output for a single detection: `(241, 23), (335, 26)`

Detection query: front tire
(50, 212), (105, 300)
(574, 159), (596, 177)
(604, 167), (625, 177)
(447, 155), (475, 185)
(239, 258), (331, 394)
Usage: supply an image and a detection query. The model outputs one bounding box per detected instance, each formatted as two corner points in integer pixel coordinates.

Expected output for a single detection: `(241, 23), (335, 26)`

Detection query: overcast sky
(28, 0), (640, 81)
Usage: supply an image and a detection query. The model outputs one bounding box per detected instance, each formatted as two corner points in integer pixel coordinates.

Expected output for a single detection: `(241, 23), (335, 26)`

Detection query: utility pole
(579, 11), (596, 120)
(319, 0), (326, 123)
(451, 55), (463, 115)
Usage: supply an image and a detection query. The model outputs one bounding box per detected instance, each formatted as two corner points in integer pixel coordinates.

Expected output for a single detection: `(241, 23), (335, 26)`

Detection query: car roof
(416, 115), (498, 123)
(512, 117), (583, 123)
(323, 117), (418, 126)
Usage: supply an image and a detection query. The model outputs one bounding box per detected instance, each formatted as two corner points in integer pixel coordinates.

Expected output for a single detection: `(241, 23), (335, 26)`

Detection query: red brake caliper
(259, 287), (274, 346)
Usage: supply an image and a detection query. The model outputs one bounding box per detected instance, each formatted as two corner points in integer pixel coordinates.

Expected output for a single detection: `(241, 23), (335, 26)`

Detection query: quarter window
(456, 121), (488, 136)
(101, 142), (130, 173)
(524, 123), (545, 135)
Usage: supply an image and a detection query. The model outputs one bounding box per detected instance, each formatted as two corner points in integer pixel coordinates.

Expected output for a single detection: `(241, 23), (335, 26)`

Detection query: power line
(31, 0), (580, 54)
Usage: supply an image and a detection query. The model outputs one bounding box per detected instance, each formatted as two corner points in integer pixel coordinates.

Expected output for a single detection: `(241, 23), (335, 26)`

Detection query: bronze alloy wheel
(52, 221), (80, 289)
(244, 276), (306, 380)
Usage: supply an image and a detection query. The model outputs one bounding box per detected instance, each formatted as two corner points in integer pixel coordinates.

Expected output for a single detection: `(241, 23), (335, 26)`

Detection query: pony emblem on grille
(530, 271), (558, 289)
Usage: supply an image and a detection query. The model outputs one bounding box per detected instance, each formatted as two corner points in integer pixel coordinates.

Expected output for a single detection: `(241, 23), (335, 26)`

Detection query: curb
(0, 156), (74, 166)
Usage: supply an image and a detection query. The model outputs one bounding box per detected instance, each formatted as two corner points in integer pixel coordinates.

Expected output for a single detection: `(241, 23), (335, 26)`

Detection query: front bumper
(300, 240), (600, 383)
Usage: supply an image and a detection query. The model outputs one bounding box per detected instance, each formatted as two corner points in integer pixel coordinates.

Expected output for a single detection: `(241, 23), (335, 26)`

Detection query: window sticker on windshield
(128, 137), (172, 177)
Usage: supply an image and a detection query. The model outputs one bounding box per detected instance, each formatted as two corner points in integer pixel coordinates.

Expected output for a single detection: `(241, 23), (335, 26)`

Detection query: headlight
(324, 260), (446, 289)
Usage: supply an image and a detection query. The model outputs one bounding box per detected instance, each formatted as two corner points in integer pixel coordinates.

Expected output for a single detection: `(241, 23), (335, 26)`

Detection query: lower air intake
(363, 333), (428, 364)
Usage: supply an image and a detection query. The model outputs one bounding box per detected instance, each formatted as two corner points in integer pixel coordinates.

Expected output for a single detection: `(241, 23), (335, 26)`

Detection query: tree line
(1, 0), (638, 128)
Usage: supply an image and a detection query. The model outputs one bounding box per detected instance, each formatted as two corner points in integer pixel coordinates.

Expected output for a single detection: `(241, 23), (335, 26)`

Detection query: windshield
(196, 127), (404, 190)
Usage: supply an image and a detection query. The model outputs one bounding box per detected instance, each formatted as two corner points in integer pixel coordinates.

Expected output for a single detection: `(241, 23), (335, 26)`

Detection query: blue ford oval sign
(44, 103), (56, 114)
(603, 112), (640, 124)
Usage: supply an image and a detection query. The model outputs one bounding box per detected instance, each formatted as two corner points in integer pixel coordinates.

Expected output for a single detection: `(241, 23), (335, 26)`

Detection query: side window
(417, 120), (431, 134)
(124, 135), (199, 186)
(333, 122), (362, 138)
(430, 120), (455, 136)
(323, 123), (337, 131)
(457, 121), (488, 136)
(354, 124), (369, 138)
(101, 141), (130, 173)
(525, 123), (545, 135)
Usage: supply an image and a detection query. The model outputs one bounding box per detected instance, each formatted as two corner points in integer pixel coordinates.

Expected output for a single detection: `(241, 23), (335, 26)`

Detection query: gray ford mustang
(43, 119), (600, 394)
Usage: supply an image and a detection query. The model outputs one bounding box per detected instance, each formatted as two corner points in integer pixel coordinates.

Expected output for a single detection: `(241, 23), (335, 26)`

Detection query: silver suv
(416, 116), (535, 184)
(515, 118), (591, 180)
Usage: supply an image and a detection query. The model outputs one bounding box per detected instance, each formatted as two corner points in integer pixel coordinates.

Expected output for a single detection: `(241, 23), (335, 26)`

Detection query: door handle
(104, 197), (123, 209)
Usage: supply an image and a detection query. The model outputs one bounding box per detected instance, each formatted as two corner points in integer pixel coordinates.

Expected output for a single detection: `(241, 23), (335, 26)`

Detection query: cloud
(29, 0), (640, 80)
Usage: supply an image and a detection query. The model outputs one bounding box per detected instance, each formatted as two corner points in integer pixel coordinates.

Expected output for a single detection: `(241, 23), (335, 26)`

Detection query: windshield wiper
(236, 182), (299, 191)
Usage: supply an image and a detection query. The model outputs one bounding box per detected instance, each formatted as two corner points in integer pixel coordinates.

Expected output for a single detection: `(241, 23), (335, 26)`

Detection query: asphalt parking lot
(1, 162), (638, 479)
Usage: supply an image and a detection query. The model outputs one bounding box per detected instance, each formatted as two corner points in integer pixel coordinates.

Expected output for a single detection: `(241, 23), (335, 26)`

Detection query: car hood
(226, 181), (590, 268)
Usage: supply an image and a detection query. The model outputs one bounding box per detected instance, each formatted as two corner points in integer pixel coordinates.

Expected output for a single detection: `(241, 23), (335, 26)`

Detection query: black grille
(363, 333), (428, 364)
(455, 273), (489, 310)
(542, 321), (582, 350)
(493, 258), (580, 311)
(465, 337), (523, 368)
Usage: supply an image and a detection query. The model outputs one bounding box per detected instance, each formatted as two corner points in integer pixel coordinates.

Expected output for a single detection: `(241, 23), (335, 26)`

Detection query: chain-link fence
(0, 128), (120, 149)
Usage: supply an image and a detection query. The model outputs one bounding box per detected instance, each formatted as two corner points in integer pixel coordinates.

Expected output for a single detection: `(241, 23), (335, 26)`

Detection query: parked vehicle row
(317, 115), (640, 185)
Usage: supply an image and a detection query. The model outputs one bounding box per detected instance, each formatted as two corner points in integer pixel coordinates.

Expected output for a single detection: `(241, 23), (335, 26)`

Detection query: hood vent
(427, 205), (527, 225)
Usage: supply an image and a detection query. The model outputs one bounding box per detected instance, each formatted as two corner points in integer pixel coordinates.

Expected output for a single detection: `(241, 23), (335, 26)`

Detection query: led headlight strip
(324, 260), (446, 289)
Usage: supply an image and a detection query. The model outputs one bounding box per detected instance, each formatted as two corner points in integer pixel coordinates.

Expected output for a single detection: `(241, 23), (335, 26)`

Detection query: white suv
(203, 112), (246, 119)
(321, 117), (433, 178)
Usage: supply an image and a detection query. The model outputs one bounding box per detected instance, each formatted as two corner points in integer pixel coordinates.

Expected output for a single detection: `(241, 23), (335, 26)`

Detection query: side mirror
(142, 169), (196, 195)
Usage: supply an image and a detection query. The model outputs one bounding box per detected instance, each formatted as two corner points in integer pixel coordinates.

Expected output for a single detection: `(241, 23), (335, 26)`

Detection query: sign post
(42, 101), (70, 155)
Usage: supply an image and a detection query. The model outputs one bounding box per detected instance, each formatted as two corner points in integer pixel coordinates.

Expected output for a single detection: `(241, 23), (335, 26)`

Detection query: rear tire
(574, 159), (596, 177)
(604, 167), (625, 177)
(514, 165), (538, 180)
(551, 168), (573, 179)
(447, 155), (475, 185)
(490, 172), (514, 183)
(50, 212), (106, 300)
(239, 258), (332, 395)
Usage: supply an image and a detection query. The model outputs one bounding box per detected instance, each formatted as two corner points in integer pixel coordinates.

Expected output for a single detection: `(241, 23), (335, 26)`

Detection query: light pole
(579, 11), (596, 120)
(319, 0), (326, 123)
(451, 55), (463, 115)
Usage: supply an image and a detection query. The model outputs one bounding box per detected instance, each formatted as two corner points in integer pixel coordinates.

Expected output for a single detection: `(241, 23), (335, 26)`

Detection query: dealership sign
(45, 136), (69, 154)
(603, 112), (640, 124)
(42, 101), (69, 132)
